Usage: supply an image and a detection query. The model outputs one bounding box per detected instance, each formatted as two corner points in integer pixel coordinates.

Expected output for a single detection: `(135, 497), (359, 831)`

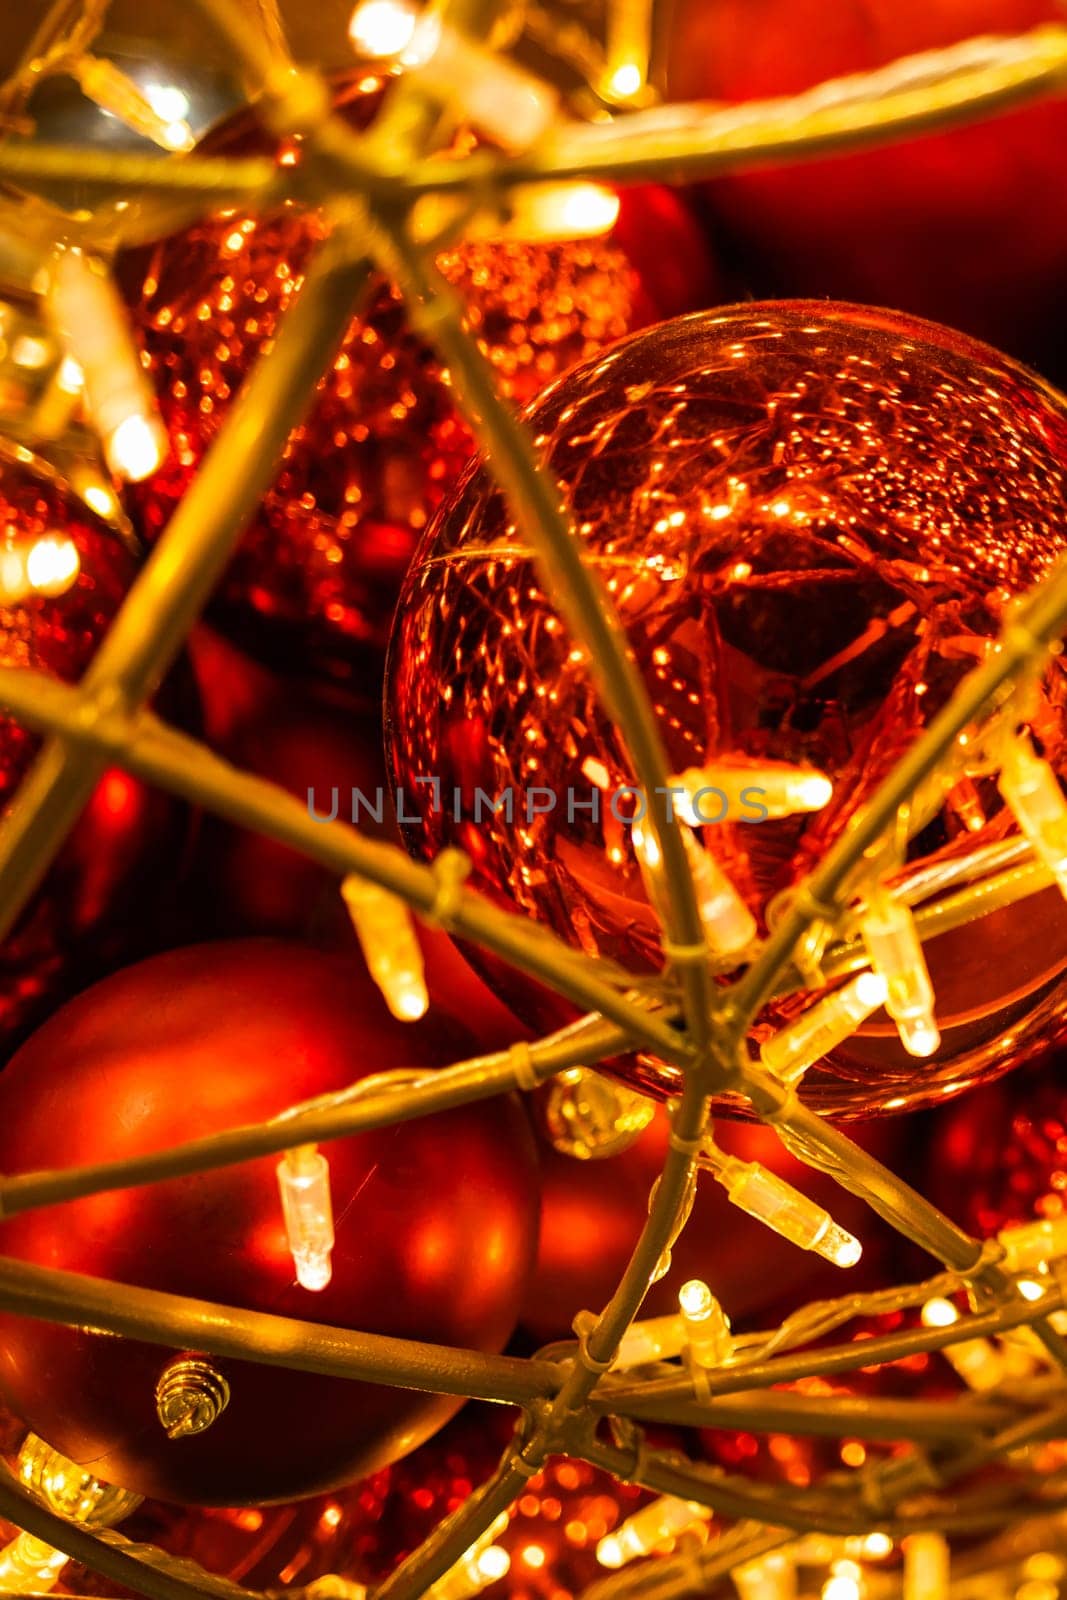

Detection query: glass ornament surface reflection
(387, 302), (1067, 1116)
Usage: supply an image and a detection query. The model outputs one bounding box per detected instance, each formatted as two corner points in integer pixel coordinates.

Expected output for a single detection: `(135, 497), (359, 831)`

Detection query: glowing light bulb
(759, 971), (887, 1084)
(342, 875), (428, 1020)
(596, 1497), (709, 1568)
(613, 1312), (690, 1368)
(106, 413), (166, 482)
(1000, 1216), (1067, 1272)
(904, 1533), (949, 1600)
(0, 535), (80, 603)
(0, 1437), (140, 1594)
(45, 250), (167, 483)
(823, 1562), (864, 1600)
(674, 762), (833, 824)
(69, 57), (194, 151)
(79, 480), (119, 519)
(702, 1149), (862, 1267)
(510, 183), (620, 241)
(348, 0), (419, 57)
(733, 1552), (798, 1600)
(56, 355), (84, 394)
(633, 819), (756, 959)
(414, 183), (620, 247)
(999, 736), (1067, 900)
(25, 535), (80, 595)
(277, 1145), (335, 1291)
(678, 1278), (733, 1367)
(426, 1533), (511, 1600)
(920, 1298), (1003, 1390)
(392, 14), (558, 150)
(860, 890), (940, 1057)
(607, 62), (642, 97)
(143, 83), (190, 122)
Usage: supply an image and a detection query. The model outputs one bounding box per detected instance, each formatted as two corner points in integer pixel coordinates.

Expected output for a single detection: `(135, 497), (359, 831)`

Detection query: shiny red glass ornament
(123, 75), (718, 686)
(0, 445), (191, 1056)
(666, 0), (1067, 375)
(0, 941), (539, 1505)
(387, 301), (1067, 1117)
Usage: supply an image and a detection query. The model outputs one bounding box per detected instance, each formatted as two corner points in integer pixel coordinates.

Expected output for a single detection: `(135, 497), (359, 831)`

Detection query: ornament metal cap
(155, 1355), (231, 1440)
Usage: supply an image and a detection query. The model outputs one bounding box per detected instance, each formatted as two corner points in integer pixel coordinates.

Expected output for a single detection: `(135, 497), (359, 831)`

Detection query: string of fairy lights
(1, 5), (1067, 1600)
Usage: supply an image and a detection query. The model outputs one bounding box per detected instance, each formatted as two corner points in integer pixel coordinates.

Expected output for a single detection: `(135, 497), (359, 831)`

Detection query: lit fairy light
(701, 1144), (863, 1267)
(107, 413), (166, 482)
(0, 535), (80, 604)
(860, 890), (940, 1058)
(607, 62), (642, 98)
(45, 250), (167, 483)
(142, 83), (190, 122)
(597, 1497), (709, 1569)
(342, 875), (428, 1020)
(0, 1436), (140, 1593)
(277, 1145), (335, 1292)
(348, 0), (420, 58)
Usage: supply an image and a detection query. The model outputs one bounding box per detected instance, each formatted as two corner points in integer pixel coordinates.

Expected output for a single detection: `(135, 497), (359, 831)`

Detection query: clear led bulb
(277, 1145), (335, 1292)
(674, 762), (833, 824)
(678, 1278), (733, 1367)
(633, 819), (756, 959)
(999, 735), (1067, 900)
(0, 1436), (141, 1595)
(342, 876), (428, 1021)
(760, 971), (888, 1084)
(702, 1148), (862, 1268)
(597, 1497), (709, 1569)
(45, 249), (166, 483)
(859, 890), (940, 1057)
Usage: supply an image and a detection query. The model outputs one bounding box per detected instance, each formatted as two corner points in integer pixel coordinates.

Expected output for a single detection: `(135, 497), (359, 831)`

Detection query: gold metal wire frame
(2, 4), (1067, 1599)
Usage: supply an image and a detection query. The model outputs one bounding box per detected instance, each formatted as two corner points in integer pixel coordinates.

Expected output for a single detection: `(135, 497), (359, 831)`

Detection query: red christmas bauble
(352, 1404), (668, 1598)
(924, 1052), (1067, 1238)
(523, 1105), (900, 1342)
(0, 940), (539, 1504)
(387, 301), (1067, 1117)
(181, 637), (528, 1053)
(666, 0), (1067, 372)
(0, 446), (191, 1055)
(123, 74), (719, 686)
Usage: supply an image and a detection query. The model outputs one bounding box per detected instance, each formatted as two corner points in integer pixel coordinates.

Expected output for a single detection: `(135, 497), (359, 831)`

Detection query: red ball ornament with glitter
(353, 1404), (663, 1597)
(0, 445), (190, 1055)
(0, 940), (539, 1505)
(387, 301), (1067, 1117)
(123, 74), (719, 686)
(667, 0), (1067, 374)
(925, 1053), (1067, 1239)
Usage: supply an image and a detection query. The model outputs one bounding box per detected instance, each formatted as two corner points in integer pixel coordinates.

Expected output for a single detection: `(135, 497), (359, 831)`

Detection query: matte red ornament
(387, 301), (1067, 1117)
(123, 75), (718, 686)
(523, 1107), (900, 1342)
(666, 0), (1067, 373)
(0, 941), (539, 1505)
(0, 445), (191, 1056)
